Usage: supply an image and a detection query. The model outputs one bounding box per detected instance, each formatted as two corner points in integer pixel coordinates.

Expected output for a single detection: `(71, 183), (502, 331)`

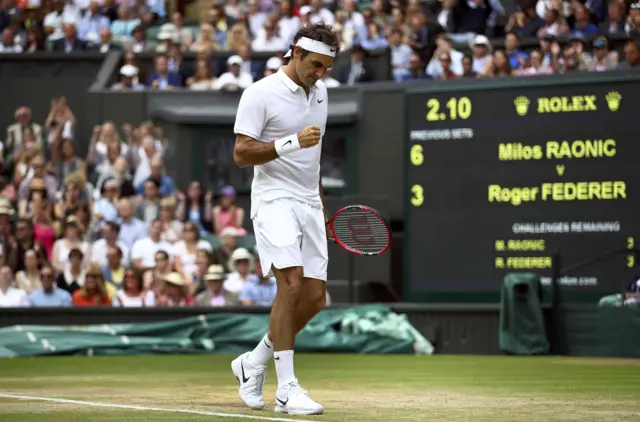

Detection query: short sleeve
(131, 239), (144, 260)
(233, 85), (267, 140)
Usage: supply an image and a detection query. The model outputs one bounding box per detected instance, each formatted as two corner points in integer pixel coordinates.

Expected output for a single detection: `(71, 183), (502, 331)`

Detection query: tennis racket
(327, 205), (391, 256)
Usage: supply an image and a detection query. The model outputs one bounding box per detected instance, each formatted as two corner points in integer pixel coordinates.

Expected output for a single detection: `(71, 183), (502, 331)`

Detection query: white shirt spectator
(248, 12), (267, 38)
(252, 34), (285, 52)
(0, 287), (29, 307)
(44, 10), (81, 41)
(278, 16), (300, 45)
(91, 238), (130, 268)
(131, 237), (174, 268)
(224, 272), (259, 295)
(112, 290), (156, 307)
(426, 49), (464, 77)
(323, 76), (341, 88)
(0, 44), (23, 53)
(172, 239), (212, 276)
(212, 71), (253, 91)
(309, 8), (335, 26)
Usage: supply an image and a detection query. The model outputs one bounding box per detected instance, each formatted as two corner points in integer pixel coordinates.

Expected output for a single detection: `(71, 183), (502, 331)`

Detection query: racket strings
(332, 209), (389, 253)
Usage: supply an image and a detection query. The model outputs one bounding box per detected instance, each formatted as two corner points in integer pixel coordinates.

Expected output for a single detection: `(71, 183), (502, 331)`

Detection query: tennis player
(230, 23), (339, 415)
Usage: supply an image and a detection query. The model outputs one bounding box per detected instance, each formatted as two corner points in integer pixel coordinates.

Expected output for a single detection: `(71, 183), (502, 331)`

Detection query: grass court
(0, 354), (638, 421)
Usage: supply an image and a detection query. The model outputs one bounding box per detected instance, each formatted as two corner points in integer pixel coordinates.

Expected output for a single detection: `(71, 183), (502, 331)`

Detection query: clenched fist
(297, 125), (321, 149)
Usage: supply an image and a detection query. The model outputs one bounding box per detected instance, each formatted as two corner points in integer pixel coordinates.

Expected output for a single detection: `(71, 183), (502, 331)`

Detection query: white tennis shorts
(252, 198), (328, 281)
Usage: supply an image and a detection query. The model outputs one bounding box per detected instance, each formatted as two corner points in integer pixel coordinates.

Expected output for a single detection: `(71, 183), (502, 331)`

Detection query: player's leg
(231, 199), (302, 410)
(273, 202), (327, 415)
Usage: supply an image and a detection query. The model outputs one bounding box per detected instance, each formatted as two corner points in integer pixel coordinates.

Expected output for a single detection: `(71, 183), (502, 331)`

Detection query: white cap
(472, 34), (491, 47)
(157, 23), (178, 40)
(300, 5), (312, 16)
(227, 55), (244, 66)
(120, 64), (138, 77)
(266, 56), (283, 70)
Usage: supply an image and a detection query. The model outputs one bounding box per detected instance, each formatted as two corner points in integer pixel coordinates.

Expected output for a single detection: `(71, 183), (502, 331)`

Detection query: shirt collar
(276, 68), (318, 93)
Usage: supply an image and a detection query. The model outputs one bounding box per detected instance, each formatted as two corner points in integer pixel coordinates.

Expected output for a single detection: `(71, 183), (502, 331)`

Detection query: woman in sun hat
(157, 272), (195, 307)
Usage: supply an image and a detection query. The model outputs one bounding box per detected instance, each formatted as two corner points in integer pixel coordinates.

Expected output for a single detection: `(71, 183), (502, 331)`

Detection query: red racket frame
(327, 205), (391, 256)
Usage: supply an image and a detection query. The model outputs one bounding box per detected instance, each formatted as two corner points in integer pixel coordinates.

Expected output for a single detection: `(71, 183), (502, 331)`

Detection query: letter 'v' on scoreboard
(404, 76), (640, 301)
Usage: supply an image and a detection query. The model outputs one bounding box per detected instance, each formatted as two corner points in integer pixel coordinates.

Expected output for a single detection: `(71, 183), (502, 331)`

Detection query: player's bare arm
(233, 126), (322, 168)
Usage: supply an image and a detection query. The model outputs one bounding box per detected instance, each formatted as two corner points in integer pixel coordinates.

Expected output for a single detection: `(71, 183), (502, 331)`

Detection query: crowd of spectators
(1, 0), (638, 88)
(0, 100), (290, 308)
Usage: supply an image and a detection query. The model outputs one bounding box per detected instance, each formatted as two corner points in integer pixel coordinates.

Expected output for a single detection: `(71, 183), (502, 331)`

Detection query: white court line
(0, 393), (315, 422)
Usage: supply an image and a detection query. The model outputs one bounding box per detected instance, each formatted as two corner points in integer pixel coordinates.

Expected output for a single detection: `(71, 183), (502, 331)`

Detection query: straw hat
(228, 248), (254, 273)
(219, 227), (239, 239)
(204, 264), (226, 281)
(164, 272), (186, 286)
(29, 178), (46, 190)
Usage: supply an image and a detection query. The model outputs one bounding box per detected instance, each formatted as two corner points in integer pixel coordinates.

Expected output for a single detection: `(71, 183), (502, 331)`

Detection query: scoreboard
(405, 78), (640, 296)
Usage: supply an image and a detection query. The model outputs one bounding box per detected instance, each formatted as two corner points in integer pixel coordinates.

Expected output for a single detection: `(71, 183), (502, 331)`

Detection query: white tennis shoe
(274, 380), (324, 415)
(231, 352), (266, 410)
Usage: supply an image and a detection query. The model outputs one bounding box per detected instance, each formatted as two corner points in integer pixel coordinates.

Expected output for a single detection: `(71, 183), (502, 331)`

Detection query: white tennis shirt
(234, 69), (328, 218)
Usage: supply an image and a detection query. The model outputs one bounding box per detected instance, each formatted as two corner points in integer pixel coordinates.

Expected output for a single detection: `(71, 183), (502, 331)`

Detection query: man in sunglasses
(28, 264), (72, 307)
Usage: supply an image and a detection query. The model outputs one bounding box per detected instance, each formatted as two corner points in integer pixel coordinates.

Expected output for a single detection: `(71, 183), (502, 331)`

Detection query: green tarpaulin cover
(0, 305), (434, 358)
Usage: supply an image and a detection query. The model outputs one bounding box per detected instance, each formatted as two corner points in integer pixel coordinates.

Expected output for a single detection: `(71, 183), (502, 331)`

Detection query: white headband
(283, 37), (337, 58)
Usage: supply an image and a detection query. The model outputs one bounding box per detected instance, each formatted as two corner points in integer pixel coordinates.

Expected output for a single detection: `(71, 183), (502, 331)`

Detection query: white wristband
(274, 134), (301, 157)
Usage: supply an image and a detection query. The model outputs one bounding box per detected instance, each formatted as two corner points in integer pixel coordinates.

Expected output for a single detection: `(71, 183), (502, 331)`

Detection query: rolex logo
(514, 96), (530, 116)
(605, 91), (622, 112)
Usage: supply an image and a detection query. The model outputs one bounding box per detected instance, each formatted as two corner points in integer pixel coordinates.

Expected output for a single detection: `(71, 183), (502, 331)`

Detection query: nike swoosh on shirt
(317, 99), (324, 103)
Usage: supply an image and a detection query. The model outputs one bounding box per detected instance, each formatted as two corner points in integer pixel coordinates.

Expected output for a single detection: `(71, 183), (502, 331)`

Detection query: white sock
(274, 350), (296, 388)
(247, 334), (274, 366)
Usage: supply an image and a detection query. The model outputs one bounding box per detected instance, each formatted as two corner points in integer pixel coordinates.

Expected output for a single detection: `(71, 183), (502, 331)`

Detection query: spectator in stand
(237, 44), (264, 82)
(17, 177), (45, 218)
(584, 36), (618, 71)
(0, 265), (27, 307)
(435, 51), (457, 80)
(28, 264), (72, 307)
(135, 156), (175, 197)
(204, 6), (229, 47)
(110, 4), (139, 43)
(405, 11), (442, 65)
(147, 55), (183, 90)
(252, 18), (285, 52)
(558, 43), (582, 73)
(55, 247), (86, 294)
(25, 27), (45, 52)
(102, 245), (126, 288)
(142, 249), (171, 291)
(399, 52), (429, 81)
(173, 221), (212, 282)
(617, 39), (640, 69)
(213, 55), (254, 91)
(490, 49), (515, 76)
(600, 0), (626, 35)
(361, 22), (389, 51)
(246, 0), (267, 37)
(212, 186), (244, 236)
(91, 221), (128, 267)
(72, 263), (112, 306)
(135, 180), (160, 225)
(506, 4), (545, 38)
(128, 25), (151, 53)
(225, 22), (251, 52)
(156, 271), (195, 307)
(505, 32), (528, 70)
(158, 197), (182, 243)
(190, 249), (210, 293)
(190, 23), (218, 54)
(196, 264), (237, 306)
(176, 180), (212, 235)
(170, 12), (192, 49)
(116, 198), (147, 252)
(112, 268), (155, 307)
(100, 0), (118, 21)
(571, 3), (598, 36)
(17, 155), (56, 204)
(239, 256), (276, 306)
(211, 226), (238, 272)
(52, 22), (86, 52)
(339, 44), (375, 85)
(0, 27), (21, 52)
(33, 199), (55, 260)
(263, 56), (283, 77)
(224, 247), (258, 295)
(426, 33), (463, 79)
(93, 28), (121, 53)
(516, 48), (554, 75)
(471, 34), (493, 77)
(54, 139), (84, 184)
(44, 0), (71, 42)
(112, 64), (145, 91)
(461, 53), (476, 77)
(14, 248), (41, 294)
(8, 218), (46, 273)
(5, 106), (44, 166)
(628, 3), (640, 34)
(131, 219), (173, 272)
(78, 0), (109, 45)
(538, 9), (570, 38)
